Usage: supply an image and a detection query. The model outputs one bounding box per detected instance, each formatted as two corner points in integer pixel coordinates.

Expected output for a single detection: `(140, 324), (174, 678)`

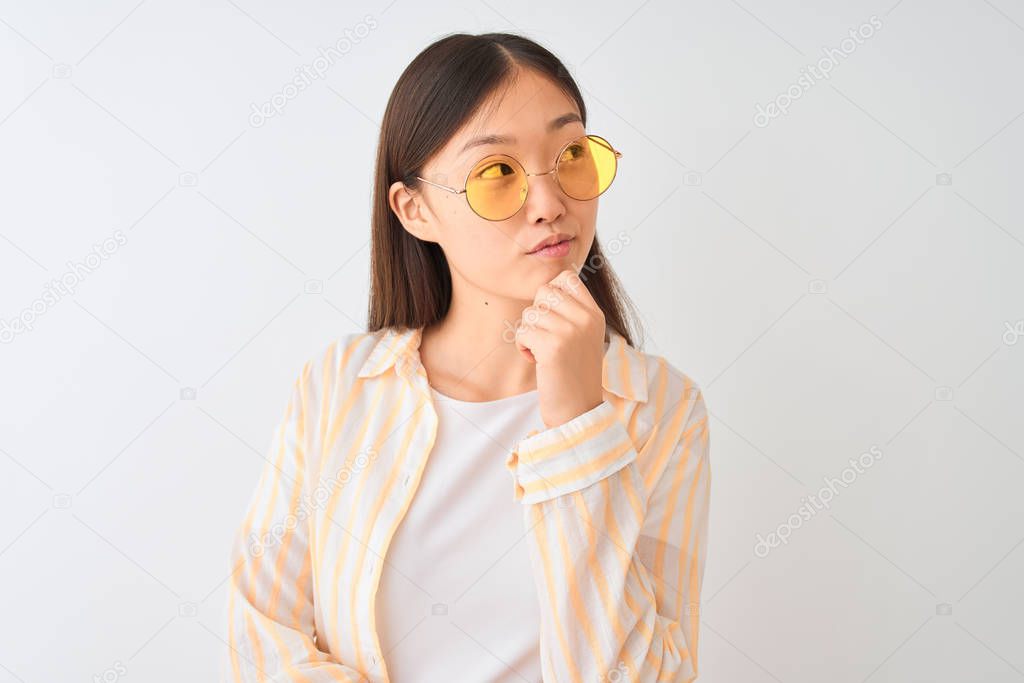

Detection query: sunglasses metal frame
(413, 133), (623, 221)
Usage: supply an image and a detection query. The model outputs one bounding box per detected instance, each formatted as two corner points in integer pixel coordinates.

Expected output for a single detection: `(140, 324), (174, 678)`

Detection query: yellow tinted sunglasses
(415, 133), (622, 222)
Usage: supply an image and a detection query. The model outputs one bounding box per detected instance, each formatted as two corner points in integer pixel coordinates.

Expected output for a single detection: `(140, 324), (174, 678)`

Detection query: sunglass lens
(556, 134), (618, 201)
(465, 156), (528, 221)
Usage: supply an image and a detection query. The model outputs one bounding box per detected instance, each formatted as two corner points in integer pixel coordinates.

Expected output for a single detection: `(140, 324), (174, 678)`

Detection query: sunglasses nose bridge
(522, 164), (566, 206)
(524, 166), (558, 178)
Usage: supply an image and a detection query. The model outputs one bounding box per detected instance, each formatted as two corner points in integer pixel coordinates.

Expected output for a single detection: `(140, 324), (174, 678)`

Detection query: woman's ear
(389, 180), (436, 243)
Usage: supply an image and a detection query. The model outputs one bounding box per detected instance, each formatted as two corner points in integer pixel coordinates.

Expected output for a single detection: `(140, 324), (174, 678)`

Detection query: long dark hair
(367, 31), (643, 348)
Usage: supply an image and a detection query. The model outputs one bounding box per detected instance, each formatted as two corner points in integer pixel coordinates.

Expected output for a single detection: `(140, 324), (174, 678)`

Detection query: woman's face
(389, 68), (598, 303)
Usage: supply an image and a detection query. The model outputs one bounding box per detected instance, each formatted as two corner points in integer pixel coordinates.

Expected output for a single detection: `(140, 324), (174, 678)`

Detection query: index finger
(546, 268), (598, 311)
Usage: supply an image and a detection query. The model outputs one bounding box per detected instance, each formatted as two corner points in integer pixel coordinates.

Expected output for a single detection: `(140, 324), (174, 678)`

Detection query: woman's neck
(418, 288), (538, 403)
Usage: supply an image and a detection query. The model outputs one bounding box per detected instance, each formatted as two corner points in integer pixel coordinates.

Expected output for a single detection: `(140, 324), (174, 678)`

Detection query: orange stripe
(321, 337), (366, 457)
(318, 342), (340, 458)
(620, 575), (653, 642)
(589, 476), (641, 676)
(517, 435), (632, 498)
(322, 375), (391, 650)
(668, 413), (706, 617)
(642, 358), (672, 492)
(244, 609), (266, 681)
(267, 373), (310, 620)
(227, 581), (242, 678)
(617, 335), (632, 397)
(554, 493), (609, 675)
(530, 504), (582, 680)
(652, 388), (697, 613)
(519, 407), (620, 463)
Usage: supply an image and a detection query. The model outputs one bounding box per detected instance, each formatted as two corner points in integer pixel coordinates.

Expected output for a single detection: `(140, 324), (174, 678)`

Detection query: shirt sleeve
(223, 361), (369, 682)
(504, 381), (711, 682)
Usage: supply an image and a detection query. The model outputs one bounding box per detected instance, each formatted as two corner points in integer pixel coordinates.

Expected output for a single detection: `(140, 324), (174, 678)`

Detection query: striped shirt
(224, 324), (711, 682)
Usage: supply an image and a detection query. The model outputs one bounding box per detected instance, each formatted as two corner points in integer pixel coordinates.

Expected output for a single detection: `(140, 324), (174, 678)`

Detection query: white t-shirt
(375, 385), (546, 682)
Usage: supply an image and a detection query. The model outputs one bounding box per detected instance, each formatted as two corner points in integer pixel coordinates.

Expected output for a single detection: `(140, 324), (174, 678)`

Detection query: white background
(1, 1), (1023, 681)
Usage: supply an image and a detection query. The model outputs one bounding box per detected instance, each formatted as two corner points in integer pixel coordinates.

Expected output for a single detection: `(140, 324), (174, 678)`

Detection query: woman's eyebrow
(458, 112), (582, 154)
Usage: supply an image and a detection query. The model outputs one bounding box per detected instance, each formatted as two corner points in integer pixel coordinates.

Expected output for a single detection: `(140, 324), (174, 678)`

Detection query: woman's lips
(528, 236), (574, 257)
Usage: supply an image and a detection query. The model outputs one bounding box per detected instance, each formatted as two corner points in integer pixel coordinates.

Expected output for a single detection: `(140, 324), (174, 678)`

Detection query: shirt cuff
(504, 400), (637, 504)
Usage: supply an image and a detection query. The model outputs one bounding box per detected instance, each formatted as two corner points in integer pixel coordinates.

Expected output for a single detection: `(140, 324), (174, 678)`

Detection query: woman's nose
(522, 169), (566, 224)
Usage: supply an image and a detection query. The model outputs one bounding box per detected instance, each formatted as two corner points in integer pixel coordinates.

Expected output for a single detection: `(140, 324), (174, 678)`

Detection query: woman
(224, 32), (711, 683)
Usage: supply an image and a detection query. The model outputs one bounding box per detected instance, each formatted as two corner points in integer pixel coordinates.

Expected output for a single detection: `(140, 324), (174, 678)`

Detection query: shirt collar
(356, 324), (648, 402)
